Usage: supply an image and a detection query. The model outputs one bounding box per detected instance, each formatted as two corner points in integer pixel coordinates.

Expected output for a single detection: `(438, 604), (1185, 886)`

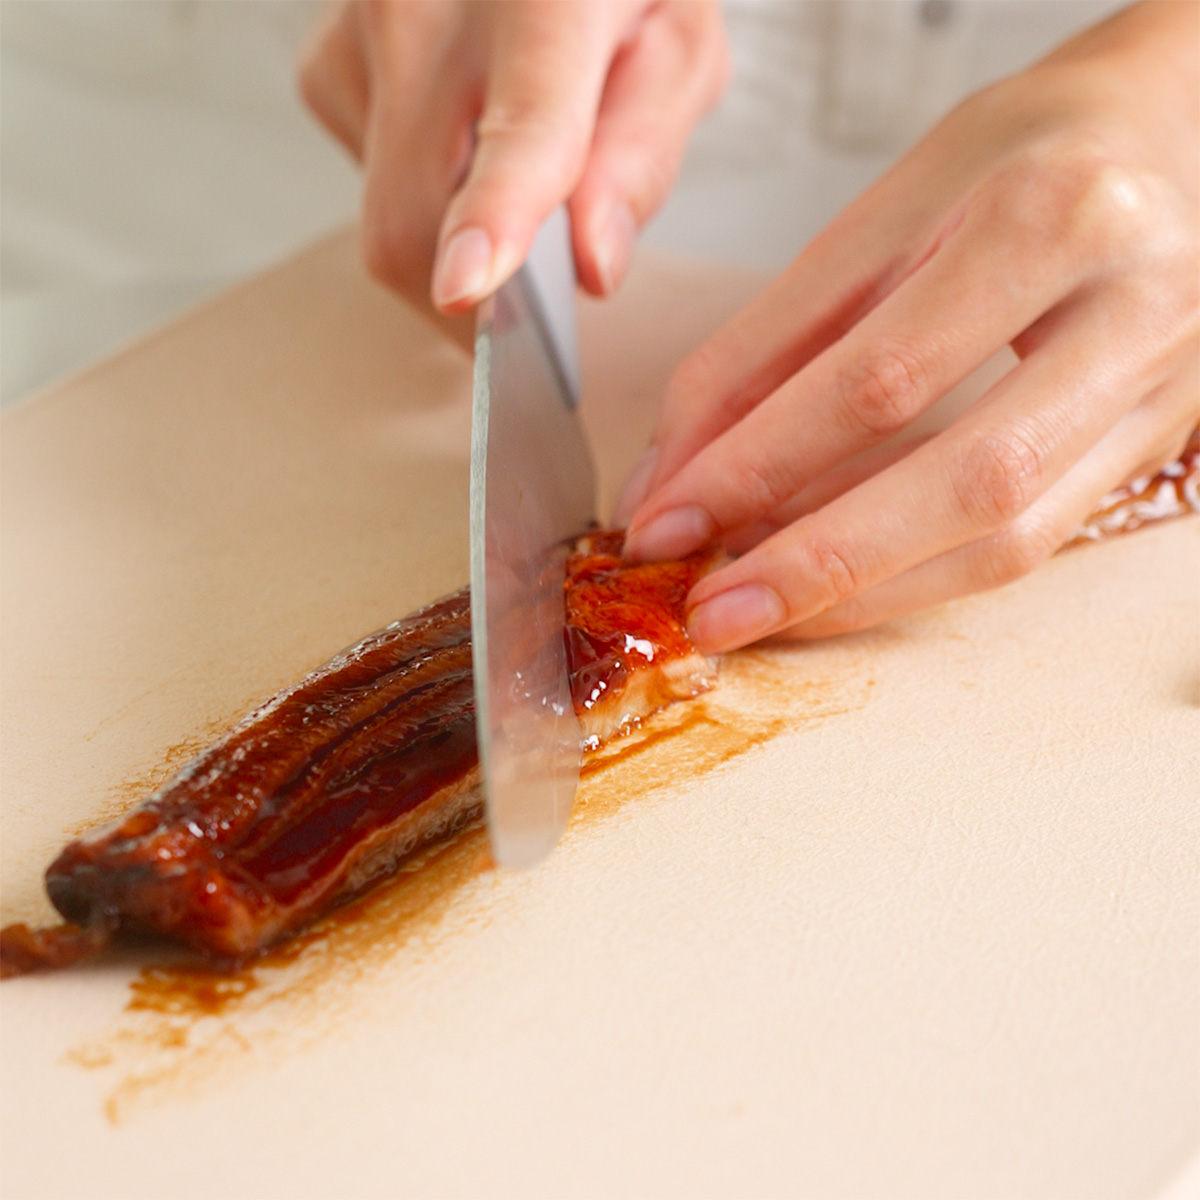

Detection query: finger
(684, 284), (1187, 654)
(569, 0), (730, 296)
(626, 135), (1192, 528)
(615, 211), (915, 520)
(617, 117), (976, 516)
(624, 155), (1137, 563)
(360, 101), (477, 348)
(297, 2), (371, 160)
(356, 3), (478, 347)
(777, 375), (1200, 639)
(721, 437), (929, 556)
(431, 1), (640, 312)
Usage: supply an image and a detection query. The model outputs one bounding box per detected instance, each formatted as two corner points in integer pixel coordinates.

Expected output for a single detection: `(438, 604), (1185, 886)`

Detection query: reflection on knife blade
(470, 206), (596, 870)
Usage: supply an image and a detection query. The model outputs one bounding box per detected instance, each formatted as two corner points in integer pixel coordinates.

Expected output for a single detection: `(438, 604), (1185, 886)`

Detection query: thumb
(430, 2), (638, 312)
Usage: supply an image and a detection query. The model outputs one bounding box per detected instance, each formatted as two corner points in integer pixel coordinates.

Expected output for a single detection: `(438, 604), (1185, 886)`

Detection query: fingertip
(569, 187), (637, 296)
(431, 226), (492, 310)
(591, 200), (637, 296)
(623, 504), (713, 562)
(431, 226), (522, 313)
(686, 582), (787, 654)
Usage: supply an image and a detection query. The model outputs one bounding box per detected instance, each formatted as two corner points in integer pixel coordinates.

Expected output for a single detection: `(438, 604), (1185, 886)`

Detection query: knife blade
(470, 208), (597, 870)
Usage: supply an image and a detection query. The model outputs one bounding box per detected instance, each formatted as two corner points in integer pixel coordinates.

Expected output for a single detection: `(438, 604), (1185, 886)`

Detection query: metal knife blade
(470, 208), (597, 870)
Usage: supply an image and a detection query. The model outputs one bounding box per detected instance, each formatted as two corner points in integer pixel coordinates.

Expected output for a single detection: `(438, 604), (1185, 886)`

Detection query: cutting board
(1, 232), (1196, 1200)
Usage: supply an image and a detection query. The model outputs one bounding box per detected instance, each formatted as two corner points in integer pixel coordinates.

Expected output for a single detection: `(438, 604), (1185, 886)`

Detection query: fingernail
(687, 583), (786, 653)
(625, 504), (713, 561)
(594, 201), (636, 294)
(432, 226), (493, 308)
(612, 445), (659, 526)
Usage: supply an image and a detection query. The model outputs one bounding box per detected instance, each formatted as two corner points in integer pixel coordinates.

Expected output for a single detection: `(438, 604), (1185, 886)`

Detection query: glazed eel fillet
(0, 532), (718, 977)
(3, 433), (1198, 981)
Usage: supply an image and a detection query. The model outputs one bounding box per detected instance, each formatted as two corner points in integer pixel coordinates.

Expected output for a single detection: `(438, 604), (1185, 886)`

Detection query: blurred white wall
(652, 0), (1122, 269)
(0, 0), (361, 405)
(1, 0), (1119, 407)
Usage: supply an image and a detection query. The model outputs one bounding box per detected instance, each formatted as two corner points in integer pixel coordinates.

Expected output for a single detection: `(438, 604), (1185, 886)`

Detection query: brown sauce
(20, 443), (1200, 1118)
(5, 538), (725, 975)
(66, 648), (871, 1123)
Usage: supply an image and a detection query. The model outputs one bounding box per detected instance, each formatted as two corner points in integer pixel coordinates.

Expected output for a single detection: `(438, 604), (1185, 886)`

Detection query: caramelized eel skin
(4, 451), (1197, 982)
(566, 531), (719, 746)
(0, 537), (713, 977)
(3, 590), (479, 973)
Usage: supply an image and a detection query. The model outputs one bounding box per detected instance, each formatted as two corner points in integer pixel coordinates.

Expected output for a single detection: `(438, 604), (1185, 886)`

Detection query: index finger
(684, 279), (1174, 653)
(431, 1), (639, 312)
(622, 157), (1106, 562)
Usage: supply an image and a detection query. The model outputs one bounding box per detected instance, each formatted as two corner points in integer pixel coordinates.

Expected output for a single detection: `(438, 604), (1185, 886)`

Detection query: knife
(469, 208), (597, 870)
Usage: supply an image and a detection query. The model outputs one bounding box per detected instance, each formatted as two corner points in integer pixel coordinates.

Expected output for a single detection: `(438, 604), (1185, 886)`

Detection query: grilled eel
(0, 532), (718, 977)
(3, 432), (1198, 981)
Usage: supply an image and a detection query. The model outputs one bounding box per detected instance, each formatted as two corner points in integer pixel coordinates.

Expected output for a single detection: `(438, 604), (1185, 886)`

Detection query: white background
(0, 0), (1118, 406)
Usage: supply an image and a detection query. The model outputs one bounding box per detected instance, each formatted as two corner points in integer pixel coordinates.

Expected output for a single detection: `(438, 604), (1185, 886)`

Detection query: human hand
(619, 0), (1199, 652)
(299, 0), (729, 341)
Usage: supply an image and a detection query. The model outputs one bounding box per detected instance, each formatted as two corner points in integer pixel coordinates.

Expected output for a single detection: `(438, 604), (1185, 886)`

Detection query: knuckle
(1064, 160), (1156, 261)
(730, 454), (797, 516)
(476, 106), (589, 189)
(957, 431), (1044, 528)
(839, 340), (931, 438)
(803, 533), (861, 607)
(988, 142), (1158, 265)
(981, 519), (1058, 588)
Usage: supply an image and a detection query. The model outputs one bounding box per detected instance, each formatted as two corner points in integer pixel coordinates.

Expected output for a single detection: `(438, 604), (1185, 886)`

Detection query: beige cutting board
(1, 232), (1196, 1200)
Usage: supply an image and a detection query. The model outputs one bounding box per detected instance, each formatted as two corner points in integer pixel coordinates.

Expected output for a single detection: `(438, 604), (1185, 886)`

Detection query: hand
(620, 1), (1199, 652)
(299, 0), (729, 341)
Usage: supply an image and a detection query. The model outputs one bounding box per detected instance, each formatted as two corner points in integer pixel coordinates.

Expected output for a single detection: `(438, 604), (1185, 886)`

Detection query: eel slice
(566, 530), (719, 748)
(1, 535), (717, 977)
(5, 428), (1197, 980)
